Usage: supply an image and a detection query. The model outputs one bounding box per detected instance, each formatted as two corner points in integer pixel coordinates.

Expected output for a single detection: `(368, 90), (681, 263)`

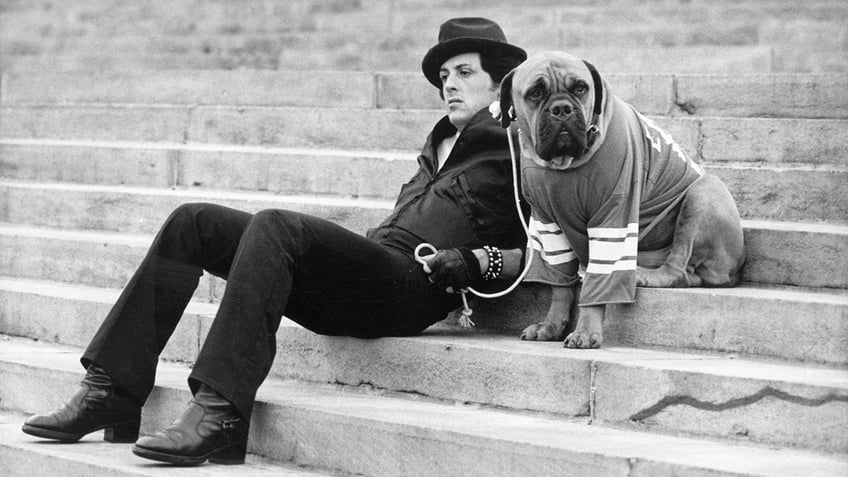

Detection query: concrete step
(0, 180), (392, 235)
(3, 0), (845, 74)
(0, 278), (848, 426)
(0, 225), (224, 301)
(2, 0), (840, 43)
(0, 277), (216, 364)
(0, 229), (848, 364)
(4, 71), (846, 119)
(1, 336), (846, 475)
(1, 170), (846, 246)
(0, 140), (419, 199)
(2, 215), (845, 292)
(1, 141), (846, 223)
(3, 105), (848, 165)
(269, 327), (848, 453)
(0, 412), (337, 477)
(710, 164), (848, 223)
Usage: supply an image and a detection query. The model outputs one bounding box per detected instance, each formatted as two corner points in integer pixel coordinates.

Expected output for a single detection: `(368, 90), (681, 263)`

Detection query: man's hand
(423, 247), (483, 293)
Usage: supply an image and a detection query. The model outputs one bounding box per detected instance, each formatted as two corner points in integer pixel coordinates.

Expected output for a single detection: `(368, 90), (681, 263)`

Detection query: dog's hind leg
(636, 222), (702, 288)
(637, 175), (744, 288)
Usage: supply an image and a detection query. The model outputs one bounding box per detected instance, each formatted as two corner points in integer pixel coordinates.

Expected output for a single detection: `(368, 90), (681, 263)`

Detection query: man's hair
(438, 49), (522, 100)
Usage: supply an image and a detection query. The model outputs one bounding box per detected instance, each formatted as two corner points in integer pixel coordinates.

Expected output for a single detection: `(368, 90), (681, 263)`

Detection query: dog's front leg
(564, 305), (604, 349)
(520, 286), (575, 341)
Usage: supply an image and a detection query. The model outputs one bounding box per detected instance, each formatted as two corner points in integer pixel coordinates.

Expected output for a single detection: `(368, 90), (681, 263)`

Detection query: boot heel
(208, 441), (247, 465)
(104, 419), (140, 443)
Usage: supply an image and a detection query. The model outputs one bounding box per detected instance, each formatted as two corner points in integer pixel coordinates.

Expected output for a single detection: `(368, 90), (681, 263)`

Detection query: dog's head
(498, 51), (609, 170)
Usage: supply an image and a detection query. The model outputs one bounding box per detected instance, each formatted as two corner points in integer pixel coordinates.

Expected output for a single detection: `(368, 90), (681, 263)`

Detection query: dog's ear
(498, 69), (517, 129)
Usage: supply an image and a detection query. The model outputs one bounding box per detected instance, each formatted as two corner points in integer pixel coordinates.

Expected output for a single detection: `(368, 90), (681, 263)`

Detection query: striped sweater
(520, 96), (704, 306)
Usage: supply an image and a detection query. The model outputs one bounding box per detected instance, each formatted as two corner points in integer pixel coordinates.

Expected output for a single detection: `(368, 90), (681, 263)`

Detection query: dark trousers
(81, 203), (455, 419)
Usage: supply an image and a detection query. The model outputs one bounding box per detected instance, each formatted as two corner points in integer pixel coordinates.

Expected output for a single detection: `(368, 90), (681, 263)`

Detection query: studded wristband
(482, 245), (503, 281)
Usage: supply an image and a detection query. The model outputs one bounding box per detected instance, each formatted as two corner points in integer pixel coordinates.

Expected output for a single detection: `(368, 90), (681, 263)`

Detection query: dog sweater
(521, 96), (704, 306)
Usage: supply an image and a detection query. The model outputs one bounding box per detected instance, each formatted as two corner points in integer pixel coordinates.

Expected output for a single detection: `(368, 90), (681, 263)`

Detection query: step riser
(473, 286), (848, 366)
(6, 338), (848, 464)
(0, 364), (656, 477)
(3, 221), (845, 291)
(0, 186), (389, 235)
(0, 234), (220, 301)
(4, 270), (846, 367)
(270, 331), (848, 453)
(715, 166), (848, 223)
(2, 285), (846, 451)
(0, 143), (417, 199)
(1, 70), (377, 109)
(6, 71), (845, 119)
(743, 224), (848, 288)
(0, 446), (141, 477)
(605, 288), (848, 365)
(4, 106), (847, 165)
(0, 290), (205, 364)
(3, 144), (847, 224)
(594, 364), (848, 453)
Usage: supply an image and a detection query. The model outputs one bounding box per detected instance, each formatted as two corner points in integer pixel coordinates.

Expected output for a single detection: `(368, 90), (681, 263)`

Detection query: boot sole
(131, 442), (246, 465)
(22, 418), (140, 443)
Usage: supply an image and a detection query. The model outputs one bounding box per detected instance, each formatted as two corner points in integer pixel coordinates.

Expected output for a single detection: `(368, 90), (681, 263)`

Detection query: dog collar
(582, 60), (603, 146)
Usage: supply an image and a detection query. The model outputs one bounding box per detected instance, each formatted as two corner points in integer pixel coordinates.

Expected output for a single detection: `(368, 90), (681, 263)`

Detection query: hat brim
(422, 38), (527, 88)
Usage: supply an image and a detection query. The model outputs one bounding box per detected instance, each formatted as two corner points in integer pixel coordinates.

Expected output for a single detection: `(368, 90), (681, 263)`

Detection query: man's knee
(249, 209), (304, 231)
(165, 203), (208, 227)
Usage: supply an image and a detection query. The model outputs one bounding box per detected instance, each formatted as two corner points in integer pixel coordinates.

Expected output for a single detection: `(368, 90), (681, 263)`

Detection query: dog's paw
(520, 322), (564, 341)
(563, 331), (602, 349)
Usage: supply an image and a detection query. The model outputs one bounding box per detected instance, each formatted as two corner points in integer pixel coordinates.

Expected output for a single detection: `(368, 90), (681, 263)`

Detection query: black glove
(423, 247), (483, 292)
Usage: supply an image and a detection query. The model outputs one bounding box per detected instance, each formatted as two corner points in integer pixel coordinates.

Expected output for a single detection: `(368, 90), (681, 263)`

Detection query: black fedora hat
(421, 17), (526, 88)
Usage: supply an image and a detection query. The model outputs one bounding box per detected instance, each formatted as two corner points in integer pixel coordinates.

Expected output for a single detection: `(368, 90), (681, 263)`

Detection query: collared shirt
(367, 108), (527, 257)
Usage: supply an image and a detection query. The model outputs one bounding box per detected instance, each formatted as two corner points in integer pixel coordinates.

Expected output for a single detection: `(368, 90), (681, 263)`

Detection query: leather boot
(132, 383), (248, 465)
(21, 365), (141, 442)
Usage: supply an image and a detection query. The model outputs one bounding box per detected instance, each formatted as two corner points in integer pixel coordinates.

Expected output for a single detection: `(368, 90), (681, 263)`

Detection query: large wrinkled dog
(498, 52), (745, 349)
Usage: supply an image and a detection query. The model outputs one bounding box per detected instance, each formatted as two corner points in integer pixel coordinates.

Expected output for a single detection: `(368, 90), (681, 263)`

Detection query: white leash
(414, 124), (534, 328)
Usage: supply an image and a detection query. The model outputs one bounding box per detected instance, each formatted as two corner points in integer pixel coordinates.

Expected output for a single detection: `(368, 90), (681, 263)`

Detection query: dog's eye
(526, 87), (544, 102)
(573, 83), (588, 95)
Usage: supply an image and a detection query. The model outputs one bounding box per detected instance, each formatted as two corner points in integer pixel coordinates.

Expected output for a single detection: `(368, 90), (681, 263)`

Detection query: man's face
(439, 52), (498, 131)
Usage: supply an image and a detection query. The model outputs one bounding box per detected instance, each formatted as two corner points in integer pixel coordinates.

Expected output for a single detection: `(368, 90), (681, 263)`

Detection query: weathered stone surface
(742, 220), (848, 288)
(0, 142), (177, 187)
(0, 181), (392, 235)
(178, 147), (418, 199)
(0, 416), (329, 477)
(269, 325), (592, 416)
(187, 106), (437, 150)
(593, 358), (848, 452)
(675, 74), (848, 119)
(5, 105), (847, 165)
(3, 338), (847, 477)
(0, 105), (190, 142)
(0, 279), (212, 363)
(711, 165), (848, 223)
(605, 286), (848, 365)
(700, 117), (848, 165)
(1, 70), (376, 108)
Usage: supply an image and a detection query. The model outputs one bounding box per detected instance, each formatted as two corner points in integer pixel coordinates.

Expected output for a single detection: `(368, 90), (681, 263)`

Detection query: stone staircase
(2, 1), (848, 476)
(1, 66), (847, 475)
(2, 0), (847, 73)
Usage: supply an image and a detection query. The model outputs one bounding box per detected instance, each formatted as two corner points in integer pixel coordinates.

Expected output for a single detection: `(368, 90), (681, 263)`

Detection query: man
(21, 17), (528, 466)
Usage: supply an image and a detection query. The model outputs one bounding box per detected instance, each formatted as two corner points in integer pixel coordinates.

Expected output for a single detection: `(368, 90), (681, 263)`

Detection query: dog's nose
(548, 100), (574, 119)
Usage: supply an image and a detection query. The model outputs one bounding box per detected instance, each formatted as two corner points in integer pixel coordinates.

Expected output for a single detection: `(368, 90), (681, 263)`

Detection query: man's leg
(82, 203), (252, 402)
(134, 208), (452, 465)
(23, 203), (252, 443)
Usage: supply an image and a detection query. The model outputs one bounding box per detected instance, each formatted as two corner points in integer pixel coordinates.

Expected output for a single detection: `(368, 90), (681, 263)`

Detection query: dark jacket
(367, 108), (527, 256)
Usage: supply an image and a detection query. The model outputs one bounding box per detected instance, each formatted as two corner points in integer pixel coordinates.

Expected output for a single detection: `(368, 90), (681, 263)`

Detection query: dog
(497, 51), (745, 349)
